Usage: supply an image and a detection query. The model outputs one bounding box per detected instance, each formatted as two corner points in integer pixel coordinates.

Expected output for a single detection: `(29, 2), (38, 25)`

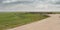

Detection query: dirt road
(8, 14), (60, 30)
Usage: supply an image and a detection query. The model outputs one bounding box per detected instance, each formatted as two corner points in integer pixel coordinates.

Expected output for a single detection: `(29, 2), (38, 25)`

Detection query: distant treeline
(1, 12), (60, 14)
(22, 12), (60, 14)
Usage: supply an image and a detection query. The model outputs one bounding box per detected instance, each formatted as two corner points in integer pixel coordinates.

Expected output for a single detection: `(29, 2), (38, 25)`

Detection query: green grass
(0, 12), (49, 30)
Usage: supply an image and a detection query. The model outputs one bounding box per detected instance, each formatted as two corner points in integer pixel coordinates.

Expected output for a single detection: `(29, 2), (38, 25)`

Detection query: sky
(0, 0), (60, 12)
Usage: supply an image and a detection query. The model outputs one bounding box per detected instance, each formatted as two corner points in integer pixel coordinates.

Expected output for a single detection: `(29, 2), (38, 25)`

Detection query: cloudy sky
(0, 0), (60, 12)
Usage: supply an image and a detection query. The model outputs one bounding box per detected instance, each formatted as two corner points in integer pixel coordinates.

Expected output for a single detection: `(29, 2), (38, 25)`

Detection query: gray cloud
(0, 0), (60, 12)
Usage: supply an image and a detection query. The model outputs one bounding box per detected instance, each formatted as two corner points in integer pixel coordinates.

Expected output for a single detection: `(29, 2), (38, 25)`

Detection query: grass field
(0, 12), (49, 30)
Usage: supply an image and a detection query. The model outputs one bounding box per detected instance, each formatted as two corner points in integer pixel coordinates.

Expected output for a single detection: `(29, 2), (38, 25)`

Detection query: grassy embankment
(0, 12), (49, 30)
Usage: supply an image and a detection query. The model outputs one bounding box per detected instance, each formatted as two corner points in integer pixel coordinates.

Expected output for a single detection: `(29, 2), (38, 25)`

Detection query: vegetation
(0, 12), (49, 30)
(28, 12), (60, 14)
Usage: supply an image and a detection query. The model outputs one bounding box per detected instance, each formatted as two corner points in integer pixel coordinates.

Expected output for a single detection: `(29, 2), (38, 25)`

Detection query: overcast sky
(0, 0), (60, 12)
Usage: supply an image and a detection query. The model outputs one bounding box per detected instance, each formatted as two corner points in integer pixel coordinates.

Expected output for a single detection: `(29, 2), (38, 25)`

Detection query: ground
(8, 14), (60, 30)
(0, 12), (48, 30)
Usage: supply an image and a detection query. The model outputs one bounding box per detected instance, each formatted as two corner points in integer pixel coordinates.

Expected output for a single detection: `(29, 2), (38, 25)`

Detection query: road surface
(8, 14), (60, 30)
